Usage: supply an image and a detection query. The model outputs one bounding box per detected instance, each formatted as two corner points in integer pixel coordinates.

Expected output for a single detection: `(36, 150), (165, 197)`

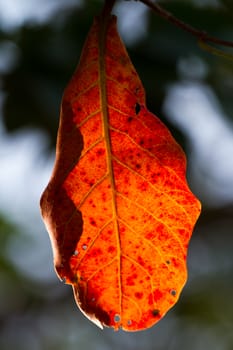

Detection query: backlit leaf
(40, 14), (201, 331)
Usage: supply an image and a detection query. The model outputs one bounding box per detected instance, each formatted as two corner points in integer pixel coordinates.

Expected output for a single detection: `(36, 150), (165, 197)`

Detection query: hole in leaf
(82, 244), (87, 250)
(73, 250), (79, 256)
(114, 314), (121, 323)
(170, 289), (177, 296)
(127, 320), (132, 325)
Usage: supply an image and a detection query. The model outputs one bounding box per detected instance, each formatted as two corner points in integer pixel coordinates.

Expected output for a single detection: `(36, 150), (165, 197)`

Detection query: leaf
(40, 14), (201, 331)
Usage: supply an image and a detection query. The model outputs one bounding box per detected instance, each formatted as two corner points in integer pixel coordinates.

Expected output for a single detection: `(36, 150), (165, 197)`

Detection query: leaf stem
(139, 0), (233, 49)
(101, 0), (117, 19)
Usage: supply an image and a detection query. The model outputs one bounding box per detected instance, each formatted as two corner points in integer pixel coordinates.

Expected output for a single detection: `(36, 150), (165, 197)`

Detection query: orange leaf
(40, 14), (201, 331)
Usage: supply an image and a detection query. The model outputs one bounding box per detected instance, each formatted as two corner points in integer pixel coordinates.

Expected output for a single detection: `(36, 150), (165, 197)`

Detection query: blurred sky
(0, 0), (83, 29)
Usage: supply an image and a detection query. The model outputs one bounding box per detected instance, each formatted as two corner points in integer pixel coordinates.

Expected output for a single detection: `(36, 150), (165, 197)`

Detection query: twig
(139, 0), (233, 49)
(198, 40), (233, 60)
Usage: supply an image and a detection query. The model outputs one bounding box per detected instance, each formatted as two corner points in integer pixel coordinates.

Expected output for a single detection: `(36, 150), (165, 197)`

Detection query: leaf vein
(70, 80), (99, 104)
(112, 154), (192, 226)
(74, 219), (114, 271)
(79, 136), (104, 161)
(86, 257), (117, 282)
(116, 191), (186, 256)
(76, 109), (101, 129)
(77, 173), (108, 209)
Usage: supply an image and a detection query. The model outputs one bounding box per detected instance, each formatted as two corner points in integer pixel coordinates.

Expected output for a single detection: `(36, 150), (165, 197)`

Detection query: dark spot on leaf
(89, 199), (96, 208)
(135, 102), (141, 115)
(96, 148), (105, 156)
(101, 192), (107, 202)
(90, 218), (96, 226)
(108, 246), (115, 253)
(135, 292), (143, 299)
(91, 248), (102, 256)
(170, 289), (177, 296)
(126, 273), (138, 286)
(135, 163), (141, 169)
(126, 276), (135, 286)
(139, 139), (144, 146)
(152, 309), (160, 317)
(117, 73), (124, 82)
(137, 256), (144, 266)
(127, 116), (133, 122)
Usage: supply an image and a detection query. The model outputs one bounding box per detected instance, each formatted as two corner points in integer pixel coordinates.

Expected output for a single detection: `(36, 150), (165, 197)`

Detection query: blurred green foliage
(2, 0), (233, 144)
(0, 0), (233, 349)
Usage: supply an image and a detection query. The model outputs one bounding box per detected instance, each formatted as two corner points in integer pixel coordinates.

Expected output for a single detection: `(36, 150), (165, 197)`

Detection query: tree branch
(139, 0), (233, 49)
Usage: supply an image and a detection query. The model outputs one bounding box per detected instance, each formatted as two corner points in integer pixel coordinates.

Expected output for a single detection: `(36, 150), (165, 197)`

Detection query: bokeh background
(0, 0), (233, 349)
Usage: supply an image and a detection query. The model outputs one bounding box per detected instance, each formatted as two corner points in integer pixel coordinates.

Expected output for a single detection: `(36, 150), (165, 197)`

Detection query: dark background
(0, 0), (233, 349)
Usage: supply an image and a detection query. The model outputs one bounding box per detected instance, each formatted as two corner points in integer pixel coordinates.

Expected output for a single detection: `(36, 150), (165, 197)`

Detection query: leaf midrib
(98, 16), (122, 317)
